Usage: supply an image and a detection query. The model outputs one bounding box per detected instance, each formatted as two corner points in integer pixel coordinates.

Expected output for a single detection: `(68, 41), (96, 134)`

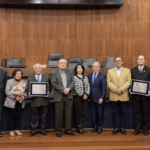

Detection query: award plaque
(130, 79), (150, 96)
(30, 82), (49, 97)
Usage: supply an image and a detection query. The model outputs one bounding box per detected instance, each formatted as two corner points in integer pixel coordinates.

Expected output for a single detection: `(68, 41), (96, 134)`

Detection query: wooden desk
(2, 68), (110, 77)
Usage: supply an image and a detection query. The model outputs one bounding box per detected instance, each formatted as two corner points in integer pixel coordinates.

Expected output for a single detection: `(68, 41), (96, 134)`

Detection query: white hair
(92, 61), (101, 67)
(33, 63), (42, 70)
(59, 59), (67, 64)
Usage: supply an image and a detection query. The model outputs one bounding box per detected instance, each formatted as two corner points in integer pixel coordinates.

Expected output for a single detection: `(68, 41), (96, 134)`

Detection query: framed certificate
(30, 82), (49, 97)
(130, 79), (150, 96)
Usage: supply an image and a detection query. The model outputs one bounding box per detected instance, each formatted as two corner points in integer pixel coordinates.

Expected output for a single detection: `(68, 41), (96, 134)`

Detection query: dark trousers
(9, 102), (23, 131)
(133, 98), (150, 132)
(90, 100), (104, 130)
(55, 95), (73, 134)
(73, 95), (88, 130)
(112, 101), (127, 129)
(31, 106), (48, 134)
(0, 94), (4, 132)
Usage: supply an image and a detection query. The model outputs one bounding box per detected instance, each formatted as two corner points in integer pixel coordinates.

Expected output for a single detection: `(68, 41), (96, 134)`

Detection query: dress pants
(90, 100), (104, 130)
(73, 95), (88, 130)
(31, 106), (48, 134)
(0, 93), (4, 132)
(55, 95), (73, 134)
(133, 97), (150, 132)
(112, 101), (127, 129)
(9, 102), (23, 131)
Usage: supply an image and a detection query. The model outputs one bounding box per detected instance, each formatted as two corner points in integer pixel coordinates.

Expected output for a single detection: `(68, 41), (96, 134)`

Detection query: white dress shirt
(138, 65), (144, 72)
(35, 74), (42, 82)
(92, 72), (99, 84)
(116, 67), (122, 77)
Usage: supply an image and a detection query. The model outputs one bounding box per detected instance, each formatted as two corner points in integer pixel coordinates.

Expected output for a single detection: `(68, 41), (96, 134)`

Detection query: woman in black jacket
(73, 64), (90, 134)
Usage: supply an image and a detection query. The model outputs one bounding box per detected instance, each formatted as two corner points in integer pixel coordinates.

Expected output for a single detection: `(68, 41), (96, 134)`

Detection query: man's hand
(44, 92), (49, 97)
(116, 88), (122, 95)
(98, 98), (103, 104)
(146, 91), (150, 97)
(29, 92), (34, 97)
(63, 88), (70, 95)
(83, 94), (88, 100)
(129, 88), (135, 94)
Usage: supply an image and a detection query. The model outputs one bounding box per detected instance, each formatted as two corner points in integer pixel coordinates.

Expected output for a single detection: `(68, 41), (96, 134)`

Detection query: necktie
(140, 68), (142, 73)
(37, 76), (40, 82)
(94, 73), (96, 84)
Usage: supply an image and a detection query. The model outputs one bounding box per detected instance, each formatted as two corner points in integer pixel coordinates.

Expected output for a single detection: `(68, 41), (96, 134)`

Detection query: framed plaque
(30, 82), (49, 97)
(130, 79), (150, 96)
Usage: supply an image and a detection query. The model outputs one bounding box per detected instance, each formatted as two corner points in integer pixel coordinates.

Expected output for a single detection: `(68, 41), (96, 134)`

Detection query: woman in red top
(4, 69), (27, 136)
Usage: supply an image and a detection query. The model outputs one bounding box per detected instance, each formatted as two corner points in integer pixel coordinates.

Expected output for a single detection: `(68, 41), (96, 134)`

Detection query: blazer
(88, 71), (107, 103)
(50, 68), (74, 102)
(0, 68), (7, 97)
(107, 67), (131, 101)
(26, 74), (52, 107)
(4, 78), (27, 109)
(131, 65), (150, 100)
(74, 75), (90, 97)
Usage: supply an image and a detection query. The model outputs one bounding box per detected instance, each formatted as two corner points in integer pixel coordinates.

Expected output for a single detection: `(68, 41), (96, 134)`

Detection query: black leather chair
(48, 54), (63, 68)
(68, 57), (81, 68)
(82, 58), (97, 68)
(101, 61), (106, 68)
(6, 59), (22, 67)
(105, 57), (115, 68)
(2, 59), (6, 67)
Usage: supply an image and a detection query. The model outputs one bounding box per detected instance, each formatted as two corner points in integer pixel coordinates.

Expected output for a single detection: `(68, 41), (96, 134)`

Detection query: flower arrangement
(11, 83), (26, 105)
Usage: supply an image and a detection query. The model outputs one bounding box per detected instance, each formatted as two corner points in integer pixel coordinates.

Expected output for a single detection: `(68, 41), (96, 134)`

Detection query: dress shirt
(59, 69), (67, 88)
(92, 72), (99, 84)
(116, 67), (122, 77)
(35, 74), (42, 82)
(138, 65), (144, 72)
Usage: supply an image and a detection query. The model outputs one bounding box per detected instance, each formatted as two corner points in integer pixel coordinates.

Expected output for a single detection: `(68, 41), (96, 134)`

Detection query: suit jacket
(50, 68), (74, 102)
(0, 68), (7, 99)
(88, 71), (107, 103)
(26, 74), (52, 107)
(4, 78), (27, 109)
(131, 65), (150, 100)
(107, 67), (131, 101)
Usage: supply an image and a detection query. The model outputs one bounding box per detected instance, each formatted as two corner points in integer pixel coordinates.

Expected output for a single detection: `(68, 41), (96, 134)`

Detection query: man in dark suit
(50, 59), (74, 137)
(131, 55), (150, 136)
(0, 68), (7, 137)
(26, 63), (52, 137)
(88, 61), (107, 134)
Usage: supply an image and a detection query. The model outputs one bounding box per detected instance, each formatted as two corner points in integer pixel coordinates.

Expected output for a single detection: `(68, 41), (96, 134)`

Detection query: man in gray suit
(50, 59), (74, 137)
(26, 63), (52, 137)
(0, 68), (7, 137)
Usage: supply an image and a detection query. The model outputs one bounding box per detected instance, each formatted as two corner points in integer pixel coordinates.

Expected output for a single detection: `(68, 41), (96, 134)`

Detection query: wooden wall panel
(0, 0), (150, 67)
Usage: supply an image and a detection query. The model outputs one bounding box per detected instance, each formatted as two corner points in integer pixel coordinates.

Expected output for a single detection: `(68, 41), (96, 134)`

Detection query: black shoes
(40, 131), (47, 136)
(82, 128), (87, 133)
(134, 131), (140, 135)
(78, 129), (84, 134)
(65, 131), (75, 136)
(0, 132), (2, 137)
(97, 129), (102, 134)
(143, 131), (148, 136)
(112, 128), (119, 135)
(120, 129), (126, 135)
(91, 128), (98, 133)
(30, 132), (37, 137)
(56, 133), (62, 137)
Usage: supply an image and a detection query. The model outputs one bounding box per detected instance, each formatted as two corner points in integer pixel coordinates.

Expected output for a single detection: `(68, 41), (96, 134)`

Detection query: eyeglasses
(115, 60), (122, 62)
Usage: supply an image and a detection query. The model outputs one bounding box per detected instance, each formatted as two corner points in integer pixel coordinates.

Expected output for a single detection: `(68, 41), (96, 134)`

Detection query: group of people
(0, 54), (149, 137)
